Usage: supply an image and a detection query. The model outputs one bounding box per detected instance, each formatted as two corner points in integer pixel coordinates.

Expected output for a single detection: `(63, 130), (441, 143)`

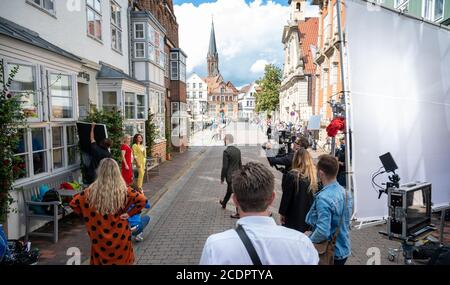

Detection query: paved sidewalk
(27, 147), (206, 265)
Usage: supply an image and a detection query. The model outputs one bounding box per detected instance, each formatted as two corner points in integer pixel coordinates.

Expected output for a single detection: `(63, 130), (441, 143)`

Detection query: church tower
(289, 0), (306, 23)
(207, 19), (220, 77)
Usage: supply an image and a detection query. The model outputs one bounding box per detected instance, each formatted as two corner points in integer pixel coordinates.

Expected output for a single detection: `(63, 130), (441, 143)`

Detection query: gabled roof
(0, 16), (81, 62)
(298, 17), (319, 74)
(239, 84), (252, 94)
(97, 62), (145, 86)
(204, 75), (238, 95)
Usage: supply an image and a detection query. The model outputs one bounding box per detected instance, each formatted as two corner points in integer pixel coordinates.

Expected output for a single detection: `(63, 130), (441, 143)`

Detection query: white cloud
(175, 0), (319, 86)
(250, 59), (269, 74)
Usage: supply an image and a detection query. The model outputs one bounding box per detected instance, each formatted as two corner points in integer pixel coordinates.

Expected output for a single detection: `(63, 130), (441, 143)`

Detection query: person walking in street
(132, 134), (146, 191)
(200, 162), (319, 265)
(85, 122), (112, 184)
(70, 158), (148, 265)
(306, 154), (353, 265)
(279, 148), (317, 233)
(266, 123), (272, 140)
(121, 135), (133, 186)
(335, 137), (347, 188)
(220, 134), (242, 219)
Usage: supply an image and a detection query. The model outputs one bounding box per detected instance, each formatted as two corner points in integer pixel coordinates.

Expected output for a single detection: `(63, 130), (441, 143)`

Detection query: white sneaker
(135, 233), (144, 242)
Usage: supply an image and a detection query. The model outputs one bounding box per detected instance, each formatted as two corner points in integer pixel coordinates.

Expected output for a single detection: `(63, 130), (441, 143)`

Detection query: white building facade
(280, 0), (315, 124)
(238, 83), (258, 120)
(186, 73), (208, 122)
(131, 10), (167, 142)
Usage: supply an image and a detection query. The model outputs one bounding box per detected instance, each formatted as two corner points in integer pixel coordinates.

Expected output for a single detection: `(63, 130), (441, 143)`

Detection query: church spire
(207, 17), (220, 77)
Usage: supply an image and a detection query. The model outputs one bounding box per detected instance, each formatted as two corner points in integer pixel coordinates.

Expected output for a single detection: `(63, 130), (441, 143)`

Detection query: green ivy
(165, 118), (172, 154)
(0, 60), (26, 224)
(84, 108), (124, 163)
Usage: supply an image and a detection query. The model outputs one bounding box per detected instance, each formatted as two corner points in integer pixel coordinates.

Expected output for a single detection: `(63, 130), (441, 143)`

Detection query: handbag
(313, 189), (348, 265)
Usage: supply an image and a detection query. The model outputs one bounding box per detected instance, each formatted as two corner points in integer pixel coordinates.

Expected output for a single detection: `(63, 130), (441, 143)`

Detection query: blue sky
(174, 0), (288, 6)
(174, 0), (319, 87)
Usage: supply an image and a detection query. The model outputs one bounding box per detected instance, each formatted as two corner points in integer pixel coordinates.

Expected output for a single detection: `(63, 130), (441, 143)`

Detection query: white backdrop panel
(346, 0), (450, 219)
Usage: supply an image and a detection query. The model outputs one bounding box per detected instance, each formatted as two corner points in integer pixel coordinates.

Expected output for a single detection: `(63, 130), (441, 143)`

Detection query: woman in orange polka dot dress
(70, 158), (147, 265)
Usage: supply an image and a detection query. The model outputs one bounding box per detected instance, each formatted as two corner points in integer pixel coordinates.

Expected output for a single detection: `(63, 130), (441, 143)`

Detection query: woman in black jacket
(279, 148), (318, 232)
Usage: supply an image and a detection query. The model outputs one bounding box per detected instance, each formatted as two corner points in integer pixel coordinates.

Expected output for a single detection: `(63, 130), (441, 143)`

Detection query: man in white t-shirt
(200, 162), (319, 265)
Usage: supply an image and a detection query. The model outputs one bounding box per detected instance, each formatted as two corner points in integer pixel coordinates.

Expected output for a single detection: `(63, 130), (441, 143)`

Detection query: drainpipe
(128, 5), (133, 77)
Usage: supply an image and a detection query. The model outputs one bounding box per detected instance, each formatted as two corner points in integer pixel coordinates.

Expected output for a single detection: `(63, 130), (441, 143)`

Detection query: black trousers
(222, 182), (233, 205)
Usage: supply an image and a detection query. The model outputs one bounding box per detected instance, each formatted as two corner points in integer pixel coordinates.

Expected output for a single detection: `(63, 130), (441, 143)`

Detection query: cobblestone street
(135, 131), (412, 265)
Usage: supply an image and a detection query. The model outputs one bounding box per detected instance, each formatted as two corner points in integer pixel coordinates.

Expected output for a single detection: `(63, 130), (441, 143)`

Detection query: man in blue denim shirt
(306, 154), (353, 265)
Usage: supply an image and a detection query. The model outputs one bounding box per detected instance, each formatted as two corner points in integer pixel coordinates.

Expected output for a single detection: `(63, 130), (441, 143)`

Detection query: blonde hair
(122, 134), (131, 144)
(87, 158), (128, 215)
(291, 149), (318, 193)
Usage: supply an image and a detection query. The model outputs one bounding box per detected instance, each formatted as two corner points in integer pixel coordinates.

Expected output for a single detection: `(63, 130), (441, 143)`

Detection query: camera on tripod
(277, 130), (292, 155)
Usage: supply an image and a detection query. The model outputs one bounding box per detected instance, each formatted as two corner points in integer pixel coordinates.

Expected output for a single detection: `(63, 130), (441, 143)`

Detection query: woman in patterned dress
(70, 158), (147, 265)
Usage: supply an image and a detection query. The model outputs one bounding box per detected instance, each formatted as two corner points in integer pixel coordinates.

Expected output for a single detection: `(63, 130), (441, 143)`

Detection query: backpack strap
(235, 224), (262, 265)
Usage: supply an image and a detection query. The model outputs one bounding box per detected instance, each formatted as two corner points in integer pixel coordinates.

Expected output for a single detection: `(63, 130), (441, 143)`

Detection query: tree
(255, 64), (282, 113)
(145, 111), (159, 157)
(0, 60), (26, 224)
(84, 108), (124, 163)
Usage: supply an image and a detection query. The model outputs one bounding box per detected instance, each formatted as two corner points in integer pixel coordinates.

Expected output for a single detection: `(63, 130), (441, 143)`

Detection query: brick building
(136, 0), (188, 154)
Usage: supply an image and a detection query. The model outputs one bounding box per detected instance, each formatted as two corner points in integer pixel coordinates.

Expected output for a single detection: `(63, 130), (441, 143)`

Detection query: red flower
(3, 159), (9, 166)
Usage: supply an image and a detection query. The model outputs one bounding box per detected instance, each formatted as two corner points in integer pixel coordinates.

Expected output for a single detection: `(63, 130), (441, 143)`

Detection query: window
(193, 92), (197, 99)
(158, 92), (165, 114)
(49, 73), (73, 119)
(137, 94), (146, 119)
(87, 0), (102, 41)
(159, 51), (165, 68)
(29, 0), (55, 14)
(13, 129), (29, 179)
(52, 126), (64, 169)
(125, 93), (146, 120)
(324, 13), (330, 43)
(67, 125), (79, 166)
(135, 42), (145, 58)
(31, 128), (48, 175)
(199, 83), (203, 89)
(134, 23), (144, 39)
(221, 87), (225, 94)
(110, 1), (122, 52)
(102, 91), (117, 112)
(165, 53), (169, 78)
(7, 63), (39, 120)
(395, 0), (409, 8)
(423, 0), (444, 21)
(148, 25), (155, 43)
(435, 0), (444, 20)
(125, 92), (136, 119)
(187, 83), (190, 89)
(148, 43), (155, 61)
(171, 61), (178, 80)
(199, 91), (203, 99)
(193, 83), (196, 89)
